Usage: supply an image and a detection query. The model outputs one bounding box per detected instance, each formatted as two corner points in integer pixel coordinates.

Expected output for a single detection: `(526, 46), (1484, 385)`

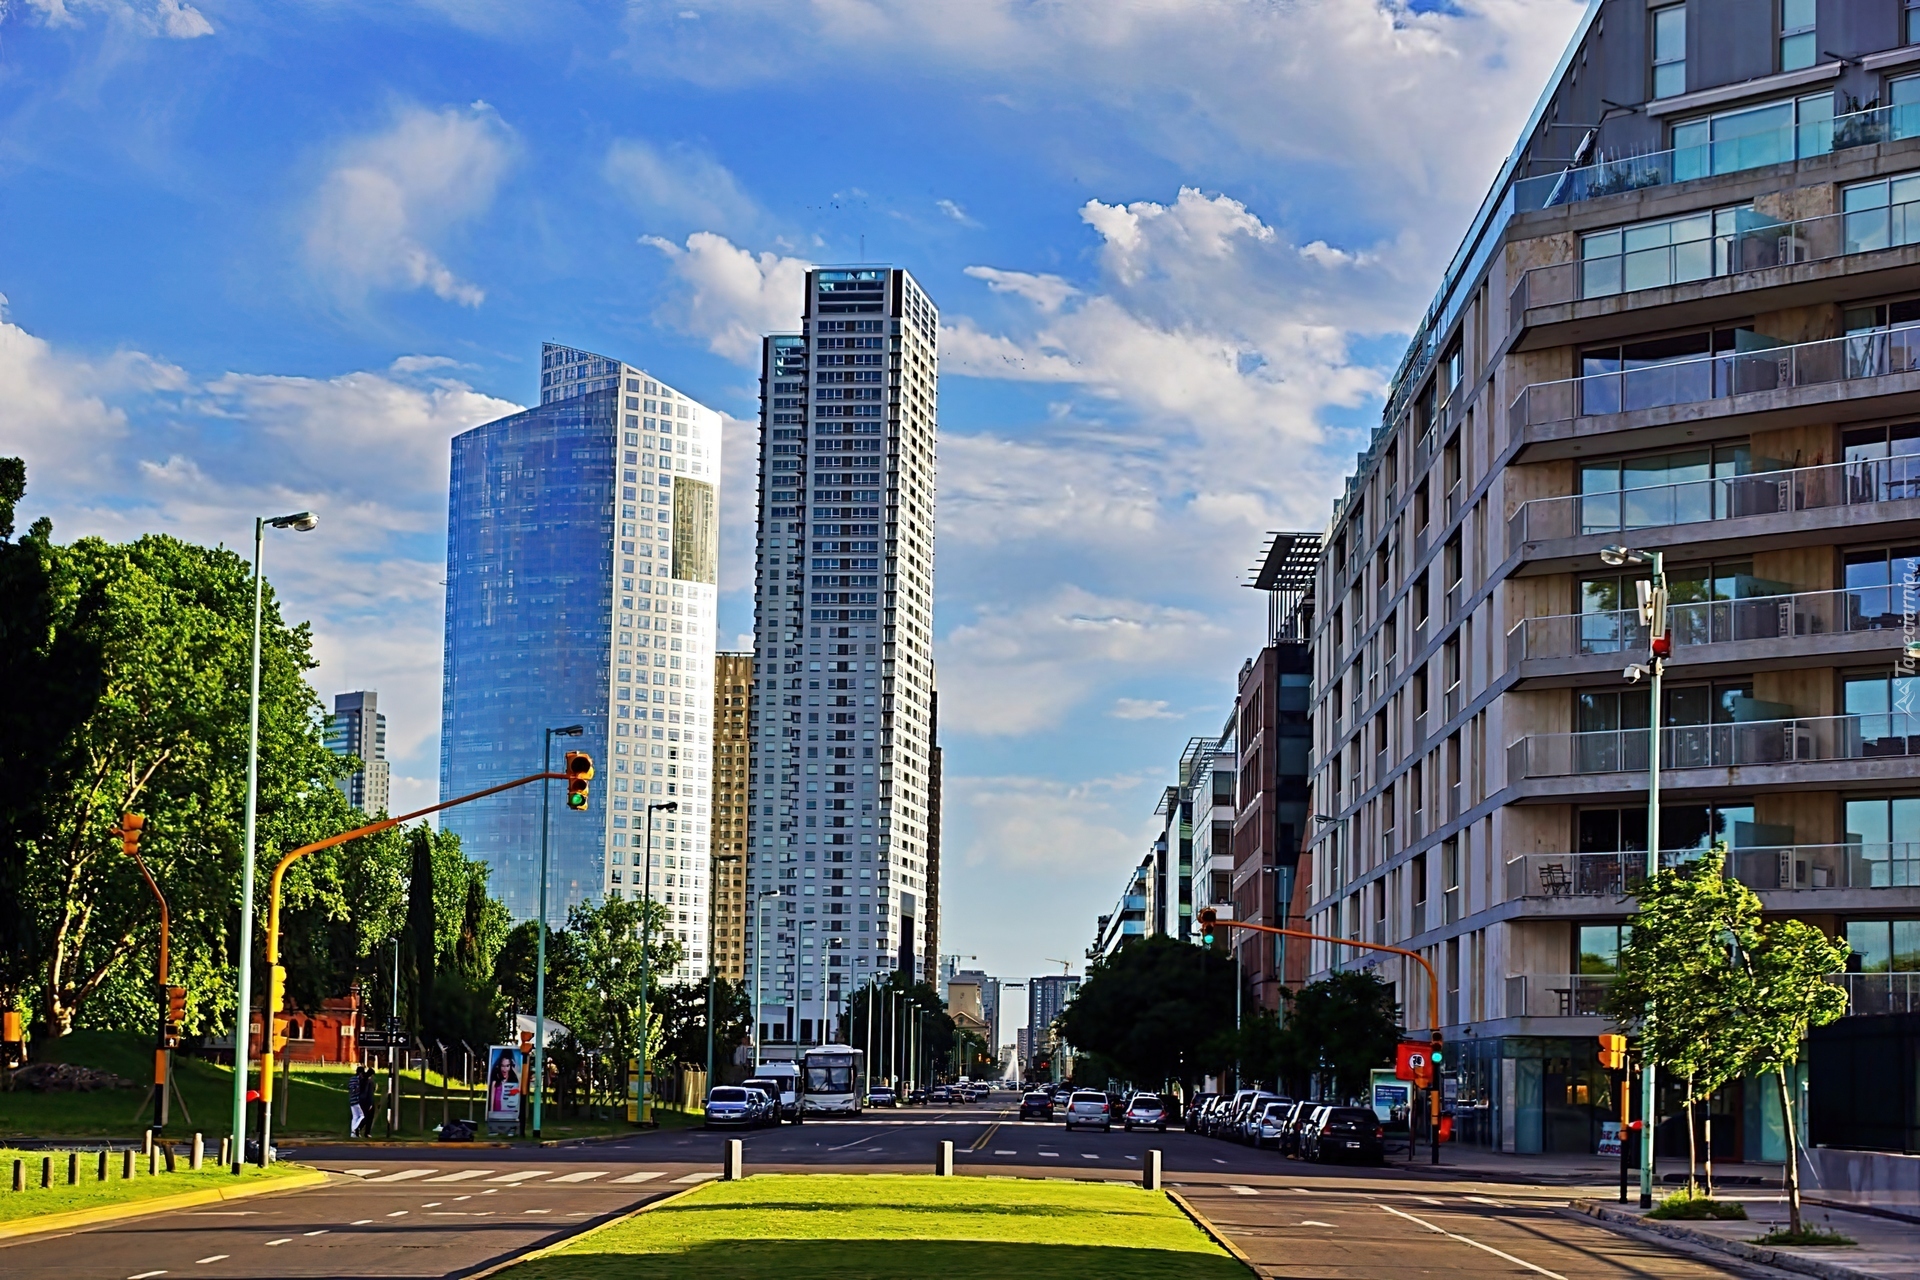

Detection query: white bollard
(191, 1133), (204, 1172)
(1144, 1149), (1162, 1191)
(724, 1138), (743, 1181)
(935, 1139), (953, 1177)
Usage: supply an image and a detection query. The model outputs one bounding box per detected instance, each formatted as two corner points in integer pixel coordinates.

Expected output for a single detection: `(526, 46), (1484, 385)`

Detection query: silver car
(1064, 1089), (1113, 1132)
(1123, 1094), (1167, 1132)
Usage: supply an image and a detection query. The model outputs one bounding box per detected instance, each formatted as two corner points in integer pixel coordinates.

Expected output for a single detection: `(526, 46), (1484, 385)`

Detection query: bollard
(97, 1150), (108, 1182)
(143, 1130), (155, 1157)
(1143, 1149), (1162, 1191)
(40, 1156), (50, 1188)
(723, 1138), (743, 1182)
(11, 1159), (21, 1192)
(191, 1133), (204, 1172)
(67, 1151), (78, 1185)
(218, 1137), (230, 1169)
(123, 1149), (135, 1180)
(148, 1146), (159, 1176)
(935, 1139), (953, 1177)
(164, 1144), (177, 1173)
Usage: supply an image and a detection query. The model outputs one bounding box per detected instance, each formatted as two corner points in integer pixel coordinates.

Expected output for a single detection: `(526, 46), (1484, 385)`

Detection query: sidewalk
(1574, 1196), (1920, 1280)
(1390, 1141), (1785, 1189)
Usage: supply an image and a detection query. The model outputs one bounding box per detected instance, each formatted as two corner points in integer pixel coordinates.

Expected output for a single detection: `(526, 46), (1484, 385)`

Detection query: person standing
(349, 1065), (370, 1138)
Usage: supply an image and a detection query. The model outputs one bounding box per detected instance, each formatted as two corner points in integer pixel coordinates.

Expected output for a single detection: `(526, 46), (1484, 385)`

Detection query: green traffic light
(567, 791), (588, 810)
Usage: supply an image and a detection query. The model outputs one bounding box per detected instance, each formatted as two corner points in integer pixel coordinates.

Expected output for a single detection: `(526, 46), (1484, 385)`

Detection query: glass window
(1652, 4), (1686, 99)
(1672, 93), (1833, 181)
(1575, 443), (1748, 534)
(1910, 0), (1920, 45)
(1845, 920), (1920, 971)
(1578, 924), (1630, 974)
(1842, 544), (1920, 629)
(1842, 173), (1920, 254)
(1779, 0), (1816, 72)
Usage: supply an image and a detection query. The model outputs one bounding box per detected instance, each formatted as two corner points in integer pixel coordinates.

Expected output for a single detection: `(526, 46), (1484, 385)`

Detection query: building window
(1779, 0), (1816, 72)
(1909, 0), (1920, 44)
(1578, 206), (1749, 298)
(1671, 93), (1833, 181)
(1578, 924), (1629, 975)
(1844, 919), (1920, 972)
(1844, 172), (1920, 254)
(1652, 4), (1686, 99)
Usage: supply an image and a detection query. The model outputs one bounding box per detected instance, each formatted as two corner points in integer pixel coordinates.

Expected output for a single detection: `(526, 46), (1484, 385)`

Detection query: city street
(0, 1101), (1782, 1279)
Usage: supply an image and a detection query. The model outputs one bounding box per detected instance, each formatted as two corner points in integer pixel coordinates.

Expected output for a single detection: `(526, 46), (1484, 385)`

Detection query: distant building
(1015, 1026), (1031, 1071)
(326, 691), (390, 814)
(1027, 974), (1079, 1046)
(711, 652), (753, 982)
(1092, 856), (1153, 959)
(952, 968), (1000, 1050)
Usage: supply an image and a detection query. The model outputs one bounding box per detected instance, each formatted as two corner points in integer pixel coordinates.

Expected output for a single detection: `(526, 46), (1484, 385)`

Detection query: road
(2, 1095), (1777, 1279)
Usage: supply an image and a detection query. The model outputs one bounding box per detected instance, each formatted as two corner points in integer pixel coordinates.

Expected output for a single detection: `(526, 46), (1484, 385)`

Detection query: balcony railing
(1507, 844), (1920, 900)
(1505, 587), (1913, 665)
(1832, 972), (1920, 1016)
(1511, 324), (1920, 437)
(1505, 973), (1613, 1018)
(1512, 197), (1920, 320)
(1509, 454), (1920, 546)
(1507, 713), (1920, 780)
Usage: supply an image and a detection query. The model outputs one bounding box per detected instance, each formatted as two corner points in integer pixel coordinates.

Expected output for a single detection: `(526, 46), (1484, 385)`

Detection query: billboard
(487, 1046), (524, 1131)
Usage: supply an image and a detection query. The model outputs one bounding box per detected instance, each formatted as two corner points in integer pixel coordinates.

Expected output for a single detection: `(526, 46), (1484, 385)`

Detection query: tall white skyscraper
(441, 341), (721, 983)
(746, 267), (940, 1048)
(326, 690), (389, 814)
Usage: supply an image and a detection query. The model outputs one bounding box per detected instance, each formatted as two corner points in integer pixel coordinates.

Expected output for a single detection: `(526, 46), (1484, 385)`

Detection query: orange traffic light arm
(1208, 917), (1442, 1044)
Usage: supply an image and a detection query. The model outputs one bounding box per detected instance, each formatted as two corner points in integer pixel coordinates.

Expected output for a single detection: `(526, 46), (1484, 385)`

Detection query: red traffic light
(565, 751), (594, 811)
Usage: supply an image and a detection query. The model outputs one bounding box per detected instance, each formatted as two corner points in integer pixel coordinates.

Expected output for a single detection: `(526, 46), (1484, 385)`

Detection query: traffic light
(1196, 907), (1216, 945)
(164, 985), (186, 1048)
(271, 1015), (290, 1053)
(565, 751), (595, 810)
(1597, 1032), (1628, 1070)
(1430, 1038), (1445, 1069)
(112, 812), (145, 856)
(268, 964), (286, 1014)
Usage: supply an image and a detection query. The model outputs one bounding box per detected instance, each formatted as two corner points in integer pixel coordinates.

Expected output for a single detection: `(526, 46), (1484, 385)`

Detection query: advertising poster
(486, 1045), (523, 1130)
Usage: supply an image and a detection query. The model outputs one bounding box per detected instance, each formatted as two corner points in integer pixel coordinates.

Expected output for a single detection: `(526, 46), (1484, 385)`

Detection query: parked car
(1064, 1090), (1113, 1132)
(1123, 1094), (1168, 1132)
(906, 1088), (926, 1105)
(1310, 1107), (1388, 1164)
(1275, 1100), (1315, 1156)
(1251, 1099), (1293, 1150)
(867, 1087), (897, 1108)
(1295, 1105), (1336, 1160)
(1184, 1092), (1217, 1133)
(1019, 1091), (1054, 1120)
(928, 1085), (953, 1103)
(703, 1085), (759, 1128)
(1234, 1092), (1280, 1143)
(738, 1081), (782, 1128)
(1214, 1089), (1259, 1138)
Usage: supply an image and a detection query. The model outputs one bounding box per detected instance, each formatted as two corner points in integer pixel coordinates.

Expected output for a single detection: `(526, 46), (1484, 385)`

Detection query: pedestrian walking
(350, 1065), (371, 1137)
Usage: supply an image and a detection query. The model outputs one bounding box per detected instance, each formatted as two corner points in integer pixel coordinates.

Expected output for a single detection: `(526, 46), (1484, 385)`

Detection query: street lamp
(751, 888), (778, 1071)
(821, 935), (846, 1045)
(636, 799), (677, 1124)
(231, 510), (316, 1172)
(530, 723), (584, 1140)
(1601, 542), (1668, 1210)
(705, 853), (742, 1091)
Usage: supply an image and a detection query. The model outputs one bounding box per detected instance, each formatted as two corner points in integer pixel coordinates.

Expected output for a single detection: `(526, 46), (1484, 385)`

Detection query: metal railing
(1505, 587), (1913, 665)
(1510, 324), (1920, 436)
(1506, 844), (1920, 900)
(1832, 972), (1920, 1016)
(1507, 713), (1920, 780)
(1512, 197), (1920, 318)
(1509, 454), (1920, 547)
(1505, 973), (1614, 1018)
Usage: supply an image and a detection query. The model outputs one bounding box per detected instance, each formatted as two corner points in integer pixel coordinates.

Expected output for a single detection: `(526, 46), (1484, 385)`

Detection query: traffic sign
(358, 1032), (392, 1049)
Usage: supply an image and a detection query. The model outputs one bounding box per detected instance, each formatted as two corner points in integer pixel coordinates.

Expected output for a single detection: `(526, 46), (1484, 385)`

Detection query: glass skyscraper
(440, 343), (722, 982)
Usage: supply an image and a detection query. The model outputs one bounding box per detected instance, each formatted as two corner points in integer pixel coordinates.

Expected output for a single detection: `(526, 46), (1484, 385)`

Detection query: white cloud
(17, 0), (212, 37)
(643, 231), (809, 364)
(1109, 698), (1177, 721)
(963, 265), (1076, 313)
(304, 102), (515, 307)
(936, 198), (980, 228)
(604, 138), (763, 236)
(946, 771), (1157, 877)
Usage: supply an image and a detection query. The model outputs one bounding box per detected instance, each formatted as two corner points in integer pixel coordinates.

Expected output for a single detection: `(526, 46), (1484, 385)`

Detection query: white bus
(800, 1045), (865, 1117)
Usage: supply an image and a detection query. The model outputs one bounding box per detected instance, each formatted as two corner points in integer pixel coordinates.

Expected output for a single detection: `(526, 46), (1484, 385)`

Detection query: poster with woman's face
(487, 1047), (522, 1123)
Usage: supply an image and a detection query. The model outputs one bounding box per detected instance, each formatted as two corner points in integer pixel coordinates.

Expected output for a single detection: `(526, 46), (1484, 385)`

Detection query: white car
(1123, 1094), (1167, 1132)
(1065, 1090), (1113, 1132)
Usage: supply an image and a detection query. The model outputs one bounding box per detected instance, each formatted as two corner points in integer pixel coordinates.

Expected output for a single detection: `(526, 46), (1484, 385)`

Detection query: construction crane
(1044, 958), (1076, 976)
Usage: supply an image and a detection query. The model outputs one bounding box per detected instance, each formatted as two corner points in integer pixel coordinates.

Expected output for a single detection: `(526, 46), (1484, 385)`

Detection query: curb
(0, 1168), (329, 1242)
(1165, 1189), (1263, 1278)
(1570, 1198), (1878, 1280)
(462, 1181), (709, 1278)
(277, 1138), (518, 1149)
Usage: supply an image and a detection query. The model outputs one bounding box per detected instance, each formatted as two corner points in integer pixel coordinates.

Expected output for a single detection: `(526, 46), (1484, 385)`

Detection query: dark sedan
(1019, 1090), (1054, 1120)
(1309, 1106), (1388, 1164)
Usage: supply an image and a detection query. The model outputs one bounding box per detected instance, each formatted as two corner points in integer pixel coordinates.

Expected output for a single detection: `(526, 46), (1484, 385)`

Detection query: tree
(1605, 847), (1759, 1194)
(1056, 936), (1238, 1093)
(653, 977), (751, 1071)
(1734, 919), (1849, 1234)
(1282, 970), (1401, 1102)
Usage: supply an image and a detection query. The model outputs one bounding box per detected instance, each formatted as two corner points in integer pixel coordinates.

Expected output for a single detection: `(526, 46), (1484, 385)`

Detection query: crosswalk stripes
(549, 1171), (606, 1183)
(365, 1169), (436, 1183)
(486, 1171), (549, 1183)
(672, 1171), (721, 1184)
(611, 1171), (663, 1184)
(422, 1170), (493, 1183)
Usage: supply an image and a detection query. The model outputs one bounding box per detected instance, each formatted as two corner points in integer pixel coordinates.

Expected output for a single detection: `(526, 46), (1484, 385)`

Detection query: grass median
(509, 1174), (1246, 1279)
(0, 1147), (313, 1224)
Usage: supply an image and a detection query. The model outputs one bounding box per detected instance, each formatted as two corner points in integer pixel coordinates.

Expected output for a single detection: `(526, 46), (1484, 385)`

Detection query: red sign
(1395, 1041), (1434, 1089)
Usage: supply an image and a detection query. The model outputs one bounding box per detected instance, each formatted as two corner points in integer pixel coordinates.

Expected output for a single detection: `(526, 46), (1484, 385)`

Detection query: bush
(1646, 1190), (1748, 1221)
(1751, 1225), (1855, 1246)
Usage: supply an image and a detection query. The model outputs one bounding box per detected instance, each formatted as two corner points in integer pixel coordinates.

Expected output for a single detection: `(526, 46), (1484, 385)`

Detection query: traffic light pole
(253, 769), (576, 1164)
(1203, 913), (1445, 1164)
(116, 815), (172, 1133)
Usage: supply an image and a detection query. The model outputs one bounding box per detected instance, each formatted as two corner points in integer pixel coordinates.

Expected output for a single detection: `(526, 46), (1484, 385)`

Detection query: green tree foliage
(654, 977), (752, 1069)
(1055, 936), (1238, 1093)
(494, 899), (681, 1073)
(1281, 970), (1402, 1102)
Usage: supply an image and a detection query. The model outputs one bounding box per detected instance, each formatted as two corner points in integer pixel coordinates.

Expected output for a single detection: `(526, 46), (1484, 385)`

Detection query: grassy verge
(1751, 1225), (1856, 1246)
(507, 1174), (1246, 1279)
(1646, 1189), (1748, 1220)
(0, 1146), (312, 1224)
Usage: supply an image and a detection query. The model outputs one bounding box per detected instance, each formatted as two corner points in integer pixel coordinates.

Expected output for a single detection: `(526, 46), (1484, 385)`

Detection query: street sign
(358, 1032), (392, 1049)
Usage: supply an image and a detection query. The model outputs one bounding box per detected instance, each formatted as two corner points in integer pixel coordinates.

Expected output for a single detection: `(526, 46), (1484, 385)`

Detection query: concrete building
(441, 343), (721, 983)
(952, 968), (1000, 1051)
(711, 652), (753, 981)
(1027, 974), (1080, 1047)
(326, 690), (390, 814)
(1305, 1), (1920, 1156)
(1092, 856), (1154, 959)
(745, 267), (942, 1048)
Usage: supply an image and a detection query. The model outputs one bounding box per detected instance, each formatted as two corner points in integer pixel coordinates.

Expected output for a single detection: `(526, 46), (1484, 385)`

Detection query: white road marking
(672, 1171), (721, 1184)
(1465, 1195), (1508, 1207)
(481, 1188), (500, 1195)
(1227, 1185), (1258, 1196)
(423, 1169), (493, 1183)
(386, 1210), (408, 1218)
(993, 1150), (1017, 1156)
(611, 1171), (663, 1184)
(265, 1239), (292, 1247)
(366, 1168), (436, 1183)
(1379, 1204), (1568, 1280)
(827, 1134), (873, 1152)
(1124, 1155), (1139, 1161)
(423, 1202), (441, 1208)
(1300, 1219), (1336, 1227)
(350, 1219), (372, 1226)
(524, 1208), (551, 1214)
(549, 1171), (607, 1183)
(1039, 1152), (1060, 1158)
(342, 1168), (380, 1177)
(1413, 1195), (1443, 1205)
(303, 1230), (327, 1237)
(128, 1271), (167, 1278)
(1212, 1158), (1228, 1165)
(487, 1171), (548, 1183)
(1082, 1154), (1099, 1160)
(194, 1258), (228, 1265)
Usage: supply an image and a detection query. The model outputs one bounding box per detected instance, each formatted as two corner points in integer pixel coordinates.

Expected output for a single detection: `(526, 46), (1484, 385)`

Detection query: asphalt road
(2, 1093), (1777, 1279)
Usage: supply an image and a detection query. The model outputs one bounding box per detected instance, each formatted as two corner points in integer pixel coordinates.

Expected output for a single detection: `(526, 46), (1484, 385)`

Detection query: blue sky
(0, 0), (1584, 1030)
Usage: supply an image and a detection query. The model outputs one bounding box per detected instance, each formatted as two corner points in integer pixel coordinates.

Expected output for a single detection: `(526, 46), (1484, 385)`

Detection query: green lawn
(0, 1031), (649, 1144)
(509, 1175), (1246, 1279)
(0, 1146), (312, 1223)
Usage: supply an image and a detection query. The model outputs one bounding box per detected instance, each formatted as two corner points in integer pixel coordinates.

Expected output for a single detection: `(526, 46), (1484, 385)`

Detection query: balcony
(1507, 713), (1920, 793)
(1507, 844), (1920, 902)
(1505, 587), (1911, 682)
(1510, 198), (1920, 352)
(1508, 455), (1920, 570)
(1833, 972), (1920, 1016)
(1510, 326), (1920, 462)
(1504, 973), (1613, 1019)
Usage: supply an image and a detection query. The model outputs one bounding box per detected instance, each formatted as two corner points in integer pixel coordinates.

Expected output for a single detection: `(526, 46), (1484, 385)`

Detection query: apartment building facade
(1306, 0), (1920, 1157)
(712, 651), (753, 982)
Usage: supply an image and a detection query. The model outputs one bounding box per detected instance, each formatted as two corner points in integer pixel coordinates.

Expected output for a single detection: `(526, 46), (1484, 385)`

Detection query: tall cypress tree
(407, 827), (436, 1039)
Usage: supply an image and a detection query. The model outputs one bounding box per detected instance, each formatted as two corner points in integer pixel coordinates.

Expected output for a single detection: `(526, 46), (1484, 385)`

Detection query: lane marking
(993, 1150), (1017, 1156)
(423, 1202), (441, 1208)
(1227, 1185), (1258, 1196)
(129, 1271), (167, 1278)
(612, 1171), (663, 1184)
(194, 1258), (228, 1265)
(1413, 1195), (1443, 1205)
(386, 1210), (408, 1218)
(1212, 1158), (1228, 1165)
(672, 1171), (721, 1184)
(524, 1208), (551, 1214)
(1379, 1204), (1568, 1280)
(827, 1134), (874, 1153)
(1290, 1187), (1315, 1195)
(549, 1171), (607, 1183)
(1124, 1155), (1139, 1161)
(1300, 1219), (1336, 1227)
(342, 1168), (380, 1177)
(265, 1238), (292, 1247)
(366, 1168), (436, 1183)
(969, 1121), (1001, 1152)
(423, 1169), (493, 1183)
(1465, 1195), (1508, 1207)
(303, 1230), (327, 1237)
(350, 1219), (372, 1226)
(1039, 1152), (1060, 1158)
(487, 1171), (548, 1183)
